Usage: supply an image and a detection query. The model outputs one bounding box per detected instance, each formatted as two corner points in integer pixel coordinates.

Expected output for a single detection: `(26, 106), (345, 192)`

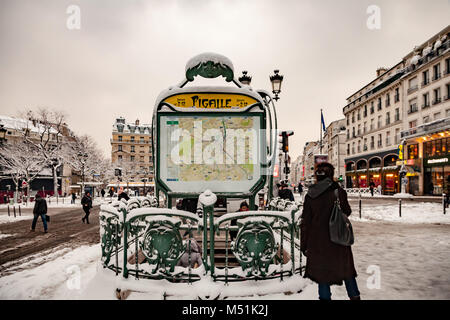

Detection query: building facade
(324, 118), (346, 181)
(399, 26), (450, 195)
(110, 117), (154, 194)
(302, 140), (320, 185)
(343, 25), (450, 195)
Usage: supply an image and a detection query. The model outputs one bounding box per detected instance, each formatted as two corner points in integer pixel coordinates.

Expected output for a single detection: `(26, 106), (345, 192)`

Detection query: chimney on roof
(376, 67), (388, 77)
(135, 119), (140, 125)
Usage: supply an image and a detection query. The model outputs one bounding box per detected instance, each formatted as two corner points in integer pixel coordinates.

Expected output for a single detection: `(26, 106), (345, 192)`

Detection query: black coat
(33, 198), (47, 215)
(81, 195), (92, 208)
(279, 188), (294, 201)
(300, 178), (357, 285)
(118, 192), (129, 201)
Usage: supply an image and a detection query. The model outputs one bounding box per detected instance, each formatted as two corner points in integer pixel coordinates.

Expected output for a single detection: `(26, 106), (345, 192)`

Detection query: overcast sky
(0, 0), (449, 160)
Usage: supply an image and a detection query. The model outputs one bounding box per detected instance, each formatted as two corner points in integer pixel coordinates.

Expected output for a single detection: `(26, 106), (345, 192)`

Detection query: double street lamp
(238, 70), (284, 101)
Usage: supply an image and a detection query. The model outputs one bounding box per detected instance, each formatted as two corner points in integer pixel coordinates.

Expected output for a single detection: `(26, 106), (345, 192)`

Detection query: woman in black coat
(300, 162), (360, 300)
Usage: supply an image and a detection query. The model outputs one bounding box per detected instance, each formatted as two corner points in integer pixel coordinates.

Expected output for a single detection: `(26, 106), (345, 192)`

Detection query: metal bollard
(443, 193), (446, 215)
(19, 205), (21, 216)
(7, 205), (10, 217)
(398, 199), (402, 218)
(359, 193), (362, 219)
(13, 206), (16, 218)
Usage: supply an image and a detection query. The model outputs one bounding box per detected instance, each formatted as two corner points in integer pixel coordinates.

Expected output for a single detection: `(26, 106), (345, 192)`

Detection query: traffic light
(279, 131), (294, 153)
(338, 175), (343, 182)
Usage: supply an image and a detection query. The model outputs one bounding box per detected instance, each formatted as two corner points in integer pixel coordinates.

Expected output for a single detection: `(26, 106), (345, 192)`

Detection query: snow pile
(0, 214), (33, 224)
(0, 244), (100, 300)
(198, 189), (217, 207)
(351, 202), (450, 224)
(185, 52), (234, 73)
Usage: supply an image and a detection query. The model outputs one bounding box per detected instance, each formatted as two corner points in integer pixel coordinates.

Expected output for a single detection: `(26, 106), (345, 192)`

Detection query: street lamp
(270, 69), (284, 101)
(238, 71), (252, 85)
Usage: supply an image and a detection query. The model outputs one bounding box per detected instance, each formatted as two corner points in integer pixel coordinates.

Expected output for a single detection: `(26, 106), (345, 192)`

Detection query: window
(377, 115), (382, 128)
(446, 84), (450, 101)
(347, 144), (350, 155)
(352, 127), (355, 138)
(377, 98), (382, 110)
(130, 156), (135, 162)
(433, 63), (441, 80)
(395, 108), (400, 121)
(386, 112), (390, 125)
(408, 77), (418, 93)
(446, 58), (450, 75)
(378, 134), (382, 147)
(357, 109), (361, 121)
(422, 70), (429, 86)
(140, 156), (144, 162)
(370, 136), (375, 150)
(386, 94), (390, 107)
(140, 136), (145, 143)
(370, 119), (374, 131)
(131, 136), (135, 142)
(357, 140), (361, 153)
(386, 131), (391, 146)
(363, 121), (367, 133)
(395, 128), (400, 144)
(363, 105), (367, 117)
(357, 124), (361, 136)
(352, 112), (355, 123)
(394, 88), (400, 102)
(118, 136), (122, 142)
(408, 98), (418, 113)
(409, 120), (417, 129)
(118, 155), (122, 161)
(118, 145), (122, 152)
(131, 145), (135, 153)
(423, 92), (430, 108)
(363, 138), (367, 151)
(370, 102), (374, 114)
(117, 126), (123, 133)
(424, 138), (449, 158)
(347, 129), (350, 139)
(346, 116), (349, 125)
(352, 142), (355, 154)
(433, 88), (441, 104)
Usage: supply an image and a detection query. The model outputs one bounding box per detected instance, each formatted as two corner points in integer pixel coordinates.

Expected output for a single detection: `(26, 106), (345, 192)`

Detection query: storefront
(368, 169), (381, 187)
(423, 155), (450, 195)
(382, 168), (399, 195)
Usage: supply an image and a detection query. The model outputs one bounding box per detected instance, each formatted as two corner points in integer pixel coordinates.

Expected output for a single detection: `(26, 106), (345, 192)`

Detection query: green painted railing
(99, 194), (304, 287)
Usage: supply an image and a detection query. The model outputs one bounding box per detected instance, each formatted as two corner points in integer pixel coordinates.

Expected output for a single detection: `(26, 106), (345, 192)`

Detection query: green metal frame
(154, 108), (268, 210)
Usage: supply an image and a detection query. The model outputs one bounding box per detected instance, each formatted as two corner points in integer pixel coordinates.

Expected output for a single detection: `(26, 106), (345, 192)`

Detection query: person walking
(300, 162), (360, 300)
(81, 191), (93, 224)
(369, 180), (375, 197)
(31, 194), (48, 233)
(101, 189), (106, 198)
(298, 182), (303, 200)
(278, 182), (295, 201)
(71, 192), (76, 204)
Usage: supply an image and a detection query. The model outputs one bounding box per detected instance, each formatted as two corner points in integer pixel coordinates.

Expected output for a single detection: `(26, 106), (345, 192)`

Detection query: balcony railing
(433, 73), (441, 81)
(433, 98), (442, 105)
(400, 116), (450, 139)
(408, 104), (418, 114)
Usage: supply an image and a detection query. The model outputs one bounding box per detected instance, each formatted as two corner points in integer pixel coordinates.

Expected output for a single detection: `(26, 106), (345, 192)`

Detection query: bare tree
(20, 108), (68, 197)
(64, 134), (103, 195)
(115, 159), (140, 194)
(0, 142), (47, 203)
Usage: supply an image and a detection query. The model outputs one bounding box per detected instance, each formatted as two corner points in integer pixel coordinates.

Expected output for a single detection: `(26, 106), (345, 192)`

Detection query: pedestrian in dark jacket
(300, 162), (360, 300)
(101, 189), (106, 198)
(71, 192), (76, 204)
(81, 191), (93, 224)
(278, 183), (295, 201)
(177, 237), (203, 268)
(118, 191), (130, 201)
(31, 194), (48, 233)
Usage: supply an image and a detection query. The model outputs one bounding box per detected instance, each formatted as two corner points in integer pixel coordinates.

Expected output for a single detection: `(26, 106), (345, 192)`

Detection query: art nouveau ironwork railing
(99, 195), (303, 288)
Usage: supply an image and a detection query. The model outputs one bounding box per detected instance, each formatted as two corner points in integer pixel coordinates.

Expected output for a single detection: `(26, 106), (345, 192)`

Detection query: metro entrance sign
(152, 53), (279, 208)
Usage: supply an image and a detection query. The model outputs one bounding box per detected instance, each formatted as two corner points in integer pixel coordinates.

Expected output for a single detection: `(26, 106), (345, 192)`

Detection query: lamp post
(238, 71), (252, 85)
(78, 152), (88, 195)
(399, 139), (407, 194)
(270, 69), (284, 101)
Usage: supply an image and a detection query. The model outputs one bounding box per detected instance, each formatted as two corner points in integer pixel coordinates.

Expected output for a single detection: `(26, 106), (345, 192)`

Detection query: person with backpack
(31, 194), (48, 233)
(81, 191), (93, 224)
(300, 162), (360, 300)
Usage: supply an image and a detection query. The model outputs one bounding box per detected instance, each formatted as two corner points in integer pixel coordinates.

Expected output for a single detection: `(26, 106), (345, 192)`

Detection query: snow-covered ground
(351, 202), (450, 224)
(0, 242), (349, 300)
(0, 197), (104, 210)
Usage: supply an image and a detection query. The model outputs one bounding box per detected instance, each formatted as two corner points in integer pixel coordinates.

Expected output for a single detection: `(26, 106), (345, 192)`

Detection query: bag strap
(334, 188), (341, 208)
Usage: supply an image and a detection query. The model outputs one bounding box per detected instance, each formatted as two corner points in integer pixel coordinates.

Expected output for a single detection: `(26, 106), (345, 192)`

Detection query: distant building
(110, 117), (154, 194)
(324, 118), (346, 180)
